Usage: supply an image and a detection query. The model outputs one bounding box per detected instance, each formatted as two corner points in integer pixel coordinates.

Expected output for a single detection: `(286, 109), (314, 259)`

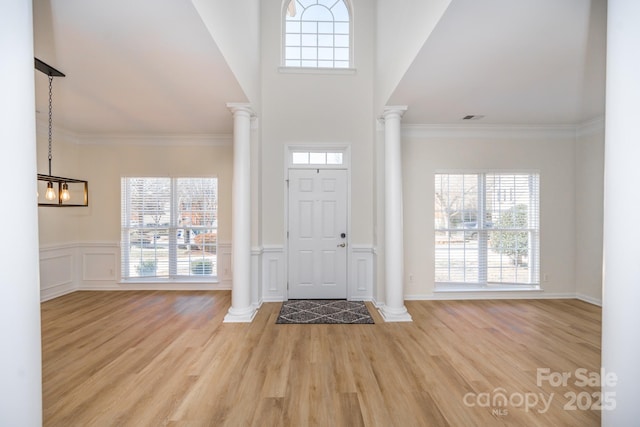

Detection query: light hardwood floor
(41, 291), (601, 426)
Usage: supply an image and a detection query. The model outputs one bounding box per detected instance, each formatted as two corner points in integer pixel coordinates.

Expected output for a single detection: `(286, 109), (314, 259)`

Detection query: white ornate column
(0, 0), (43, 425)
(224, 103), (257, 322)
(379, 106), (412, 322)
(602, 0), (640, 423)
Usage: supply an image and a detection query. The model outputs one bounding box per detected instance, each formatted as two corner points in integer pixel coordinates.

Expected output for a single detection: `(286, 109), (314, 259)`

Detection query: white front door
(288, 169), (348, 299)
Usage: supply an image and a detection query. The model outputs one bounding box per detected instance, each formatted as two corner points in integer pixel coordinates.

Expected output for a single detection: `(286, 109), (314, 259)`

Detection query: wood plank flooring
(41, 292), (601, 426)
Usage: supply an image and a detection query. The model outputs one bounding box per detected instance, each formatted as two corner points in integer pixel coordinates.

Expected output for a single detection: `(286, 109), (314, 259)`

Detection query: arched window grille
(284, 0), (351, 68)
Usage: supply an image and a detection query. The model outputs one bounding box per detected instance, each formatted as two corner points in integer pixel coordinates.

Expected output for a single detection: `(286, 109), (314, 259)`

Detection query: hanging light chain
(35, 59), (88, 206)
(48, 75), (53, 176)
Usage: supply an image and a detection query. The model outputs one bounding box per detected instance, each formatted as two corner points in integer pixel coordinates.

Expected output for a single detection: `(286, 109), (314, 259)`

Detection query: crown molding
(34, 117), (232, 146)
(575, 116), (605, 138)
(401, 123), (578, 140)
(75, 133), (233, 146)
(35, 118), (81, 145)
(400, 116), (606, 141)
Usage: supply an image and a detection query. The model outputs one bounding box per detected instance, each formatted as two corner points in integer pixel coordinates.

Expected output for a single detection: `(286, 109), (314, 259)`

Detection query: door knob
(337, 243), (346, 248)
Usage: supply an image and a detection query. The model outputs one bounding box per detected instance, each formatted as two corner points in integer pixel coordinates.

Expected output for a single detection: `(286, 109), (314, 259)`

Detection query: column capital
(380, 105), (408, 121)
(227, 102), (256, 117)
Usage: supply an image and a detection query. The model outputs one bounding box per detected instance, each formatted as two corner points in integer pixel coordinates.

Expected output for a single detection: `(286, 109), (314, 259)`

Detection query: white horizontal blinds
(485, 174), (539, 284)
(121, 177), (218, 280)
(176, 178), (218, 277)
(285, 0), (350, 68)
(434, 174), (480, 283)
(121, 178), (171, 279)
(435, 173), (540, 286)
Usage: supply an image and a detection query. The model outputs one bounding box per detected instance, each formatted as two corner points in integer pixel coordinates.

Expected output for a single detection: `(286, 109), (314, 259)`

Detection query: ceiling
(33, 0), (607, 137)
(33, 0), (247, 136)
(389, 0), (607, 125)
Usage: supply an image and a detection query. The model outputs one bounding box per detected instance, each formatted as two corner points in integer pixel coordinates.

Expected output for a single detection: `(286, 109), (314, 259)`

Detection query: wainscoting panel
(251, 248), (262, 309)
(350, 245), (374, 300)
(82, 253), (117, 282)
(40, 244), (77, 301)
(79, 243), (119, 289)
(262, 246), (286, 301)
(40, 242), (233, 299)
(260, 245), (373, 302)
(218, 243), (232, 288)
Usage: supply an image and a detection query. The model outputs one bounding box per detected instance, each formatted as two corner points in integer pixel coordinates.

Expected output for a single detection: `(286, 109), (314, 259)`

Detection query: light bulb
(61, 182), (70, 201)
(45, 181), (56, 201)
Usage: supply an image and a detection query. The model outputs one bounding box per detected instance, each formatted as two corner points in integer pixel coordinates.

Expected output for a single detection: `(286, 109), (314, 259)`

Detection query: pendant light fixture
(35, 58), (88, 207)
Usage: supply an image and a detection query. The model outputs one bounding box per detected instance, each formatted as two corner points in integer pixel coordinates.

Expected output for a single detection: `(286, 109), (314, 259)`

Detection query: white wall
(260, 0), (376, 245)
(575, 121), (605, 305)
(602, 1), (640, 422)
(191, 0), (260, 107)
(375, 0), (452, 110)
(256, 0), (377, 300)
(397, 125), (580, 300)
(36, 133), (235, 298)
(1, 0), (43, 424)
(76, 140), (234, 243)
(37, 134), (234, 245)
(34, 0), (605, 306)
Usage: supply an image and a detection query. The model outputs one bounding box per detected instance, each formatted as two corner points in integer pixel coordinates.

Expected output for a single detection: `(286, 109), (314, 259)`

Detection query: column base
(378, 304), (413, 322)
(223, 306), (257, 323)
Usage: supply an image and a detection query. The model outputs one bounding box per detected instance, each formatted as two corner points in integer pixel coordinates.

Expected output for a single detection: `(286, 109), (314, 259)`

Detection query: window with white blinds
(435, 173), (540, 286)
(121, 177), (218, 281)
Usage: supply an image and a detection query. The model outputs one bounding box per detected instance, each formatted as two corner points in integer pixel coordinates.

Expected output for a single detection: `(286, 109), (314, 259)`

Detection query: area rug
(276, 299), (374, 324)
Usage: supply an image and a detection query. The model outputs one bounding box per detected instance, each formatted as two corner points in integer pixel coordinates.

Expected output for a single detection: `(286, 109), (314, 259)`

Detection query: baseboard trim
(78, 283), (231, 292)
(576, 293), (602, 307)
(405, 292), (578, 301)
(371, 296), (382, 307)
(252, 299), (264, 311)
(40, 286), (76, 302)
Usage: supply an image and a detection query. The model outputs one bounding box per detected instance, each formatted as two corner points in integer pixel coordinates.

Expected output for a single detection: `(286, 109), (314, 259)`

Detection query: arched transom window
(284, 0), (351, 68)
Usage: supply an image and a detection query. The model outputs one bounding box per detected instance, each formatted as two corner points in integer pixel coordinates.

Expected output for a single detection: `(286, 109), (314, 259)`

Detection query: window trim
(281, 0), (355, 70)
(278, 66), (356, 75)
(434, 171), (541, 291)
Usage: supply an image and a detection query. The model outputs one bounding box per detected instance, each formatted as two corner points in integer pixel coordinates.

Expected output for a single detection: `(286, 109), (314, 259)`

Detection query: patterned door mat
(276, 299), (374, 324)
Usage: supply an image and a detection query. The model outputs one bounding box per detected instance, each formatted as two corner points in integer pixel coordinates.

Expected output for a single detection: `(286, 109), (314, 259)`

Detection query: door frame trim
(284, 144), (352, 300)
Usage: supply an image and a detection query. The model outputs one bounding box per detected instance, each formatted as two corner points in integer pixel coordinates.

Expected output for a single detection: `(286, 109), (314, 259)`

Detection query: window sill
(434, 284), (542, 293)
(278, 66), (356, 75)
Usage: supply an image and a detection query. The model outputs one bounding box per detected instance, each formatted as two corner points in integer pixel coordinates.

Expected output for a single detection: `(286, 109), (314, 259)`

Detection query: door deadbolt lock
(337, 243), (346, 248)
(340, 233), (346, 238)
